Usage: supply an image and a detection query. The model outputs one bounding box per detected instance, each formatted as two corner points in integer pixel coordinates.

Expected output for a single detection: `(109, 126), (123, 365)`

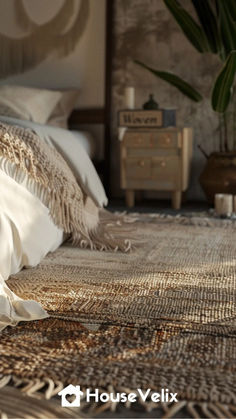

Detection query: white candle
(214, 194), (233, 216)
(125, 87), (135, 109)
(233, 196), (236, 213)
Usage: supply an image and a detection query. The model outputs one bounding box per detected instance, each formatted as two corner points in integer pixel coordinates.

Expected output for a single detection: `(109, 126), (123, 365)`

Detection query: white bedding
(0, 116), (108, 330)
(70, 130), (96, 159)
(0, 169), (64, 330)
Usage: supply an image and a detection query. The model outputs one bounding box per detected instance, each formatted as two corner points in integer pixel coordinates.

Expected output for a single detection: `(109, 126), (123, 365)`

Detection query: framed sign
(118, 109), (176, 128)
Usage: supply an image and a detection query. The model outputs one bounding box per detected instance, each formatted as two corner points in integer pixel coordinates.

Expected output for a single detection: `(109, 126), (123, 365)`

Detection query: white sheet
(70, 130), (96, 159)
(0, 169), (64, 331)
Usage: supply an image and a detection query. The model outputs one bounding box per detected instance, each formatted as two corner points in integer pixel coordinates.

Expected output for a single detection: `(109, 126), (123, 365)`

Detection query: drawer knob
(165, 136), (171, 144)
(161, 161), (166, 167)
(139, 160), (145, 167)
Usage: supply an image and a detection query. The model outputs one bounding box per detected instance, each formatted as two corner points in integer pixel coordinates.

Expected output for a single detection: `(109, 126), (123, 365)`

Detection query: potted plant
(135, 0), (236, 203)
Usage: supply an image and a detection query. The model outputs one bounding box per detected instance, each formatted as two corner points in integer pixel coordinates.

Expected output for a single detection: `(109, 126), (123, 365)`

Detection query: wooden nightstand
(120, 127), (193, 209)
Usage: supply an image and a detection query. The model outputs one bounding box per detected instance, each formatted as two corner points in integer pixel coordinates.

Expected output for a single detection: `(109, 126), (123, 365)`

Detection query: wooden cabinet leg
(126, 190), (135, 207)
(172, 191), (182, 210)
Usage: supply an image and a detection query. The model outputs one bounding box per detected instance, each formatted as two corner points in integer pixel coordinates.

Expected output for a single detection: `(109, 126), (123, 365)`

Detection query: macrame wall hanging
(0, 0), (89, 78)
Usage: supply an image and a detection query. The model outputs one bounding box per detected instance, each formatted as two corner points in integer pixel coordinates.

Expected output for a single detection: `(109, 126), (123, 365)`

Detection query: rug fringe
(0, 375), (64, 400)
(0, 375), (235, 418)
(120, 210), (236, 228)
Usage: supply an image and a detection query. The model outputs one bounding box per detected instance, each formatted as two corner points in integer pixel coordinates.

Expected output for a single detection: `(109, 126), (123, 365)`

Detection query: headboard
(68, 0), (114, 197)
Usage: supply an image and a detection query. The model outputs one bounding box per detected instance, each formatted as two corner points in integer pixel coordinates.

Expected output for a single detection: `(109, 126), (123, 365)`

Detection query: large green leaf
(163, 0), (209, 53)
(191, 0), (222, 54)
(218, 1), (236, 55)
(212, 51), (236, 113)
(225, 0), (236, 22)
(134, 60), (203, 102)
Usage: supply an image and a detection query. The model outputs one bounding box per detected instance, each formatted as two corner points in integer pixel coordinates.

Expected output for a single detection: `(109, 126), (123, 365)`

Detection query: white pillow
(0, 85), (62, 124)
(47, 89), (80, 128)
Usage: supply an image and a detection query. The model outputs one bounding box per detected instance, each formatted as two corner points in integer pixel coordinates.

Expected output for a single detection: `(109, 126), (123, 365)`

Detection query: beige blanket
(0, 122), (130, 252)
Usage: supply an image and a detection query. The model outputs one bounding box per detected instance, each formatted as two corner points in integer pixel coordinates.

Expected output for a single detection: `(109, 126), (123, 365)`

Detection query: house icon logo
(58, 384), (84, 407)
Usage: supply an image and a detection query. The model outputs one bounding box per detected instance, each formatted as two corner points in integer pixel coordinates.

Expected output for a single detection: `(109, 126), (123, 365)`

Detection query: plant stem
(198, 144), (209, 159)
(223, 112), (228, 152)
(219, 114), (223, 152)
(233, 88), (236, 150)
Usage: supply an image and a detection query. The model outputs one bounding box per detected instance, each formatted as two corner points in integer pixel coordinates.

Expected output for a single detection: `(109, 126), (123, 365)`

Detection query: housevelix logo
(58, 384), (178, 407)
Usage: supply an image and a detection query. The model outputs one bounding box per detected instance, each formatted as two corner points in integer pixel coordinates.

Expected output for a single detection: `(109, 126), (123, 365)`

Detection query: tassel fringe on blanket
(0, 122), (131, 252)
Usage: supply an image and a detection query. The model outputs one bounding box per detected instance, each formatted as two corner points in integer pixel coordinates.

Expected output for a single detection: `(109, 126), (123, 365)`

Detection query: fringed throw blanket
(0, 122), (131, 252)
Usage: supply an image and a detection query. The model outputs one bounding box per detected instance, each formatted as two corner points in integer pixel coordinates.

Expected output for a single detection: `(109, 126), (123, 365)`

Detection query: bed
(0, 85), (111, 330)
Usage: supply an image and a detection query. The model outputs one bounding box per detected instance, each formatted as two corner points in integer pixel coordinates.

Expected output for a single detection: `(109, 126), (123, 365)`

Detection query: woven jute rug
(0, 386), (79, 419)
(1, 213), (236, 418)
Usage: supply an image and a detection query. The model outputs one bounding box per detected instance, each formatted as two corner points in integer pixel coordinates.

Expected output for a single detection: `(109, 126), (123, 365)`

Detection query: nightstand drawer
(151, 132), (179, 148)
(151, 156), (181, 187)
(127, 147), (179, 158)
(125, 158), (151, 179)
(124, 132), (150, 147)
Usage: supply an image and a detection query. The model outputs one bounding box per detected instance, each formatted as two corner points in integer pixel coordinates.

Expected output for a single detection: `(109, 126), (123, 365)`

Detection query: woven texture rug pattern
(1, 213), (236, 418)
(7, 214), (236, 329)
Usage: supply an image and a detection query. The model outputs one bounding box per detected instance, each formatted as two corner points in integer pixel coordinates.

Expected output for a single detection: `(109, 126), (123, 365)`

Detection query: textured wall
(111, 0), (221, 200)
